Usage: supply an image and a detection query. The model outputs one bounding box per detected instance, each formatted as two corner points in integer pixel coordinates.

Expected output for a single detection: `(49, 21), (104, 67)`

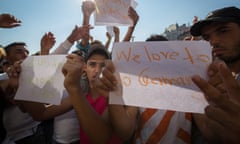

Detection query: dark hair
(32, 51), (40, 56)
(71, 49), (86, 58)
(86, 44), (110, 61)
(4, 42), (27, 55)
(145, 34), (168, 41)
(90, 40), (103, 46)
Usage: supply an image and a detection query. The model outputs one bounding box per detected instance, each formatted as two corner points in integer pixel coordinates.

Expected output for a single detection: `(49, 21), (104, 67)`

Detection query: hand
(192, 61), (240, 143)
(113, 26), (120, 42)
(94, 60), (117, 97)
(0, 13), (21, 28)
(113, 26), (120, 35)
(67, 25), (93, 44)
(207, 60), (229, 94)
(82, 1), (96, 16)
(193, 16), (198, 24)
(6, 61), (22, 89)
(62, 54), (84, 91)
(40, 32), (56, 55)
(128, 7), (139, 26)
(106, 32), (112, 40)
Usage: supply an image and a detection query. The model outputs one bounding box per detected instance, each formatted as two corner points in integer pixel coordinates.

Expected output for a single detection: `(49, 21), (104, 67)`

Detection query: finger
(62, 65), (67, 77)
(207, 104), (240, 127)
(216, 83), (226, 93)
(208, 72), (222, 86)
(13, 61), (22, 73)
(218, 62), (240, 102)
(94, 79), (111, 96)
(204, 116), (225, 143)
(11, 23), (21, 27)
(105, 60), (115, 73)
(205, 105), (230, 126)
(6, 66), (12, 77)
(100, 73), (116, 91)
(66, 54), (75, 60)
(207, 60), (222, 77)
(103, 61), (117, 85)
(192, 75), (226, 106)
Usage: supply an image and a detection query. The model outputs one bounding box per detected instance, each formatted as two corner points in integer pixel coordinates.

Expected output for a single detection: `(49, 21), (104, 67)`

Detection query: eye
(217, 27), (229, 34)
(88, 62), (97, 67)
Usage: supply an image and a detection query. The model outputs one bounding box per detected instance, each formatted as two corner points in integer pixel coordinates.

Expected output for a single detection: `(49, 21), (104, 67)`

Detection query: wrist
(40, 51), (49, 55)
(67, 36), (75, 44)
(66, 85), (83, 96)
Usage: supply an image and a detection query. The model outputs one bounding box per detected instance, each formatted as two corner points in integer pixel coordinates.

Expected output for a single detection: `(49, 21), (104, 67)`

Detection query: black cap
(86, 44), (111, 61)
(190, 6), (240, 36)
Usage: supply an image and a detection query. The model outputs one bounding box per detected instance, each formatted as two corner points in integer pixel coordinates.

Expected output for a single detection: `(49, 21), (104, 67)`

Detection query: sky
(0, 0), (239, 54)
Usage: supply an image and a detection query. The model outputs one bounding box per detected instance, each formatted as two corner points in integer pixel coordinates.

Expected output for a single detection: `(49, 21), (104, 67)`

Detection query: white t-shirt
(53, 90), (80, 143)
(3, 105), (40, 141)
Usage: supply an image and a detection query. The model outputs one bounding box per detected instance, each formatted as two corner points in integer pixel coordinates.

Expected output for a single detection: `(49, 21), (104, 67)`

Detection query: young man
(190, 6), (240, 143)
(62, 43), (121, 144)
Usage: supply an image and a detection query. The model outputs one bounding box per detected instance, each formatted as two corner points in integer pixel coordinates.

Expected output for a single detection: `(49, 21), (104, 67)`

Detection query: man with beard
(190, 6), (240, 144)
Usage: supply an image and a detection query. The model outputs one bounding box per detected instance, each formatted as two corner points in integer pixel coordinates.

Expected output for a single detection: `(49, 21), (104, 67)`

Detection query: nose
(95, 64), (103, 74)
(209, 34), (221, 49)
(22, 52), (28, 59)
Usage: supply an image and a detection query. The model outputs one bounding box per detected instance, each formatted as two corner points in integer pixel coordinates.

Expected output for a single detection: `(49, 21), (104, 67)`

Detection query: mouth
(212, 48), (226, 57)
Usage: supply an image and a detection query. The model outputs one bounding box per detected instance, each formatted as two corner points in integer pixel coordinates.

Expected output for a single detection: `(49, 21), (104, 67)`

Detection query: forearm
(108, 104), (137, 141)
(68, 88), (112, 144)
(123, 26), (135, 42)
(40, 50), (50, 55)
(19, 97), (72, 121)
(83, 13), (91, 26)
(114, 35), (120, 43)
(52, 40), (73, 54)
(105, 38), (112, 50)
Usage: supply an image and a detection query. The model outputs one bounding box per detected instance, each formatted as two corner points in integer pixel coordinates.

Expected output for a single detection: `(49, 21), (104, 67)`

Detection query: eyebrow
(202, 24), (229, 38)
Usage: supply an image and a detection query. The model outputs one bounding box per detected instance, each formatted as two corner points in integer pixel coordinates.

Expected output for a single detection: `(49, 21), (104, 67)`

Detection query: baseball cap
(86, 43), (111, 61)
(190, 6), (240, 36)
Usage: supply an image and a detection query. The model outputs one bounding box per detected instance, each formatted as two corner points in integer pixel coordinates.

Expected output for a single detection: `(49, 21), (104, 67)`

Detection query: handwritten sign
(94, 0), (133, 26)
(14, 55), (66, 105)
(109, 41), (212, 113)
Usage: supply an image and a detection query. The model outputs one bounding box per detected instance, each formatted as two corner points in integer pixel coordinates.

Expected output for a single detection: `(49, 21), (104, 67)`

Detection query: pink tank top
(80, 93), (121, 144)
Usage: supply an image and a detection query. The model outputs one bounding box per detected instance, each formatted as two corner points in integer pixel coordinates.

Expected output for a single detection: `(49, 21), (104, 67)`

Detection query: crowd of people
(0, 1), (240, 144)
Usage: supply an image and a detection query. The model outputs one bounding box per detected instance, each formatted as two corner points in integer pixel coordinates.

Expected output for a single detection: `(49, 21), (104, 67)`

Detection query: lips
(212, 48), (226, 56)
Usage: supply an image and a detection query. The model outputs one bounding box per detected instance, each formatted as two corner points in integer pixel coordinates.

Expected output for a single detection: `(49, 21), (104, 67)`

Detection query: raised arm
(52, 25), (92, 54)
(113, 26), (120, 43)
(40, 32), (56, 55)
(79, 1), (96, 48)
(123, 7), (139, 42)
(105, 32), (112, 50)
(0, 13), (21, 28)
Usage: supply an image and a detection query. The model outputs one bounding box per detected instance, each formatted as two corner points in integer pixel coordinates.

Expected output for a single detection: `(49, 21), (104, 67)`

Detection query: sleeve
(51, 40), (73, 54)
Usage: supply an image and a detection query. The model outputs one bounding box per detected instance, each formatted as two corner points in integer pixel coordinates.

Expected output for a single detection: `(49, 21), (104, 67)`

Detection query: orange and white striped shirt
(135, 108), (192, 144)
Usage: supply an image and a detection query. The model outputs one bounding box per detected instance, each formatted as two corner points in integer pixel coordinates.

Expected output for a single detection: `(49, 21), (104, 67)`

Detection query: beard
(218, 42), (240, 64)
